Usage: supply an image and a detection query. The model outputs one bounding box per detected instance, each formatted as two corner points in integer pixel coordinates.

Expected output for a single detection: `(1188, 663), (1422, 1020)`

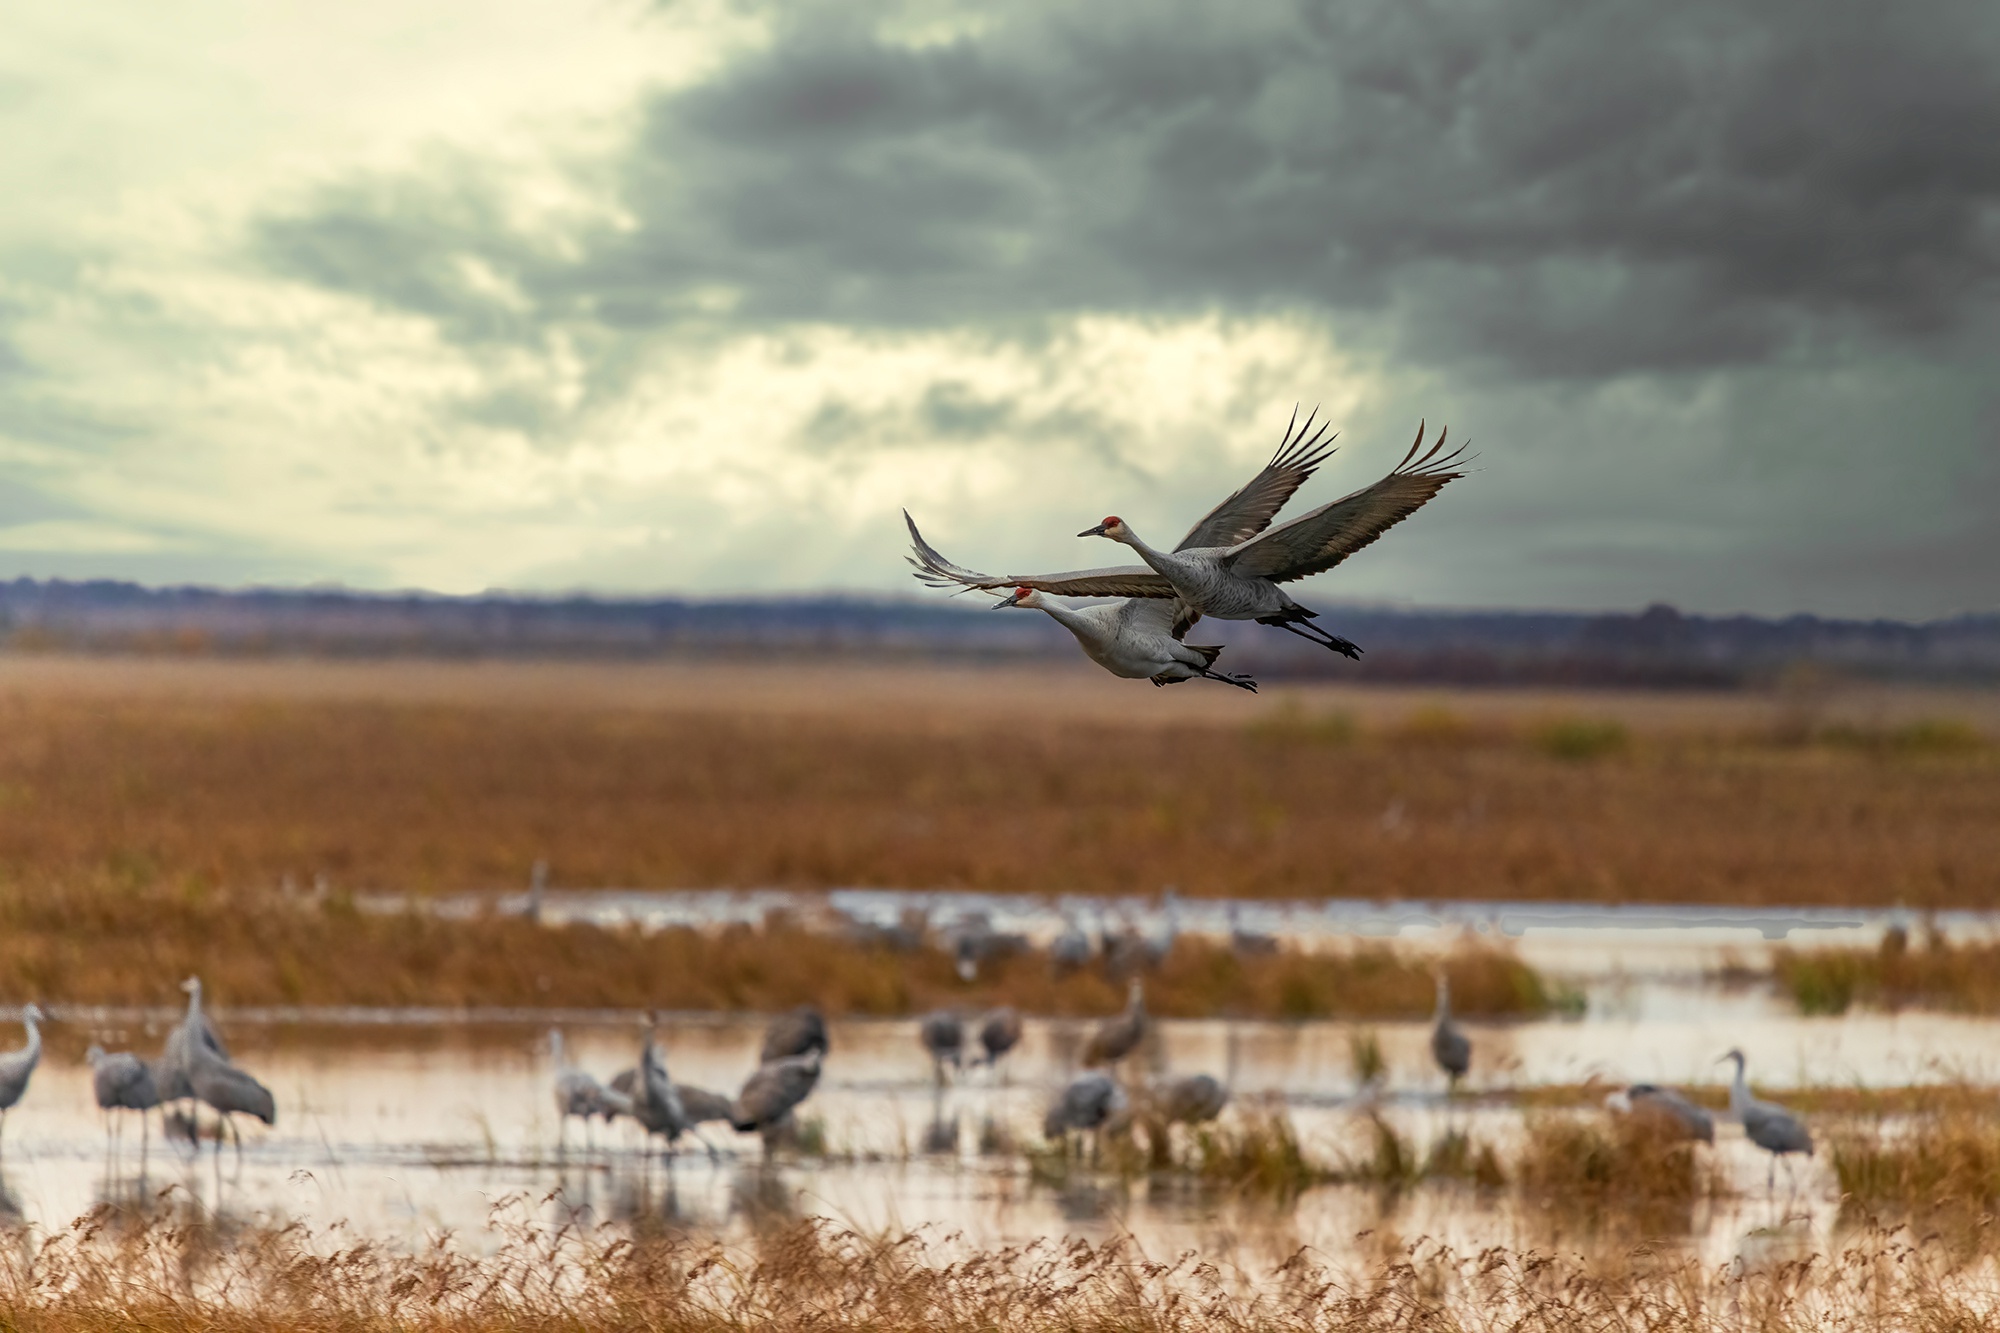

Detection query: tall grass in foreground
(0, 1206), (1991, 1333)
(1515, 1114), (1732, 1236)
(1833, 1096), (2000, 1235)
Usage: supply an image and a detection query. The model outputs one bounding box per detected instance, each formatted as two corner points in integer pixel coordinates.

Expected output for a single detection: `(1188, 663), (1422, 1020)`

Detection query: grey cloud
(254, 0), (2000, 379)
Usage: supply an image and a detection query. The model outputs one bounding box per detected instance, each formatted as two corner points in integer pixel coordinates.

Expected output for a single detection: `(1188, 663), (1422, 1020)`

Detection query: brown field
(0, 655), (1992, 908)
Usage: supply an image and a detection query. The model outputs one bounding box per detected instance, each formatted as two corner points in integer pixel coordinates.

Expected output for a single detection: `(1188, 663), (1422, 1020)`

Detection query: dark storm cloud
(256, 0), (2000, 379)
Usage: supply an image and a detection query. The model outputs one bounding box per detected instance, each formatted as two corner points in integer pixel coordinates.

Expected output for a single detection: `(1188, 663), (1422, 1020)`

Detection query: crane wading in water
(1720, 1049), (1813, 1194)
(0, 1005), (44, 1154)
(1430, 975), (1471, 1094)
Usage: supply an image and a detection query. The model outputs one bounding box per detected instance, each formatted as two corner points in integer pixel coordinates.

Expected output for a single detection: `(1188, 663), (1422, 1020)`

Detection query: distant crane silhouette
(918, 1011), (964, 1084)
(1156, 1073), (1229, 1126)
(1084, 979), (1147, 1069)
(731, 1049), (823, 1150)
(0, 1005), (44, 1153)
(1044, 1071), (1127, 1160)
(157, 976), (230, 1134)
(1048, 913), (1092, 975)
(1227, 903), (1277, 956)
(977, 1009), (1024, 1076)
(1720, 1049), (1813, 1194)
(87, 1044), (162, 1166)
(1430, 974), (1471, 1093)
(549, 1028), (629, 1152)
(759, 1006), (829, 1064)
(1608, 1083), (1715, 1144)
(182, 1016), (275, 1181)
(622, 1019), (693, 1158)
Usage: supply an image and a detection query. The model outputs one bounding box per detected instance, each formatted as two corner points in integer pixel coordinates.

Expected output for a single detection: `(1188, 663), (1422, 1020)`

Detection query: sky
(1, 0), (1995, 618)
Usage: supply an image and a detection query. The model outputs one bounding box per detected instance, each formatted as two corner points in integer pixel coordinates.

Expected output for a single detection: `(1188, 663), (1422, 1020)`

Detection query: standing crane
(918, 1011), (965, 1085)
(87, 1045), (162, 1167)
(157, 976), (230, 1139)
(977, 1009), (1023, 1076)
(548, 1029), (630, 1153)
(1430, 974), (1471, 1093)
(1720, 1049), (1813, 1194)
(1048, 913), (1092, 975)
(183, 1027), (275, 1182)
(1083, 980), (1147, 1069)
(1044, 1071), (1127, 1160)
(0, 1005), (44, 1153)
(759, 1006), (829, 1064)
(730, 1049), (823, 1150)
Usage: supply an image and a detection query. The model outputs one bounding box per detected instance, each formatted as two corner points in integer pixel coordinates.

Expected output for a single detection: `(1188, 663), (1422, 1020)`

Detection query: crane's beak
(1078, 522), (1111, 537)
(991, 596), (1018, 610)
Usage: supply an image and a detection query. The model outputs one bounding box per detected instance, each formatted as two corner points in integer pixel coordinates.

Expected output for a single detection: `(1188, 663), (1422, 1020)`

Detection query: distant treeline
(0, 578), (1995, 686)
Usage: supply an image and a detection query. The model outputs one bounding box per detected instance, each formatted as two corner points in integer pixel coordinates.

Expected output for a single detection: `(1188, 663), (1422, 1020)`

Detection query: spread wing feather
(1222, 423), (1468, 583)
(904, 510), (1177, 599)
(1175, 406), (1339, 551)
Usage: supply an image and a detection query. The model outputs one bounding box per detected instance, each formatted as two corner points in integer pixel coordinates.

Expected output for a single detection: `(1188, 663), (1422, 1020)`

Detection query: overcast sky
(2, 0), (1995, 616)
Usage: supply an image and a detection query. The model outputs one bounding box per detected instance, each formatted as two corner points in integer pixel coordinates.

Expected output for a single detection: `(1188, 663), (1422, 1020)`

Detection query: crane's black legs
(1199, 669), (1259, 692)
(1264, 608), (1360, 656)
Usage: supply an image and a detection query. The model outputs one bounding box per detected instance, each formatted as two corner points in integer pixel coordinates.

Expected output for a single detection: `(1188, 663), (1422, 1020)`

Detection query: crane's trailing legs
(1255, 606), (1362, 658)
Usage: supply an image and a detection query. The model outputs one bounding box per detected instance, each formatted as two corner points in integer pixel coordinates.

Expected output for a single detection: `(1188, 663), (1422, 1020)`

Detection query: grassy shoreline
(0, 881), (1550, 1019)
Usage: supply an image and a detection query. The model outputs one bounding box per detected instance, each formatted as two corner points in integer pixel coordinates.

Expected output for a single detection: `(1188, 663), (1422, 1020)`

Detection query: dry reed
(2, 1203), (1990, 1333)
(1776, 928), (2000, 1014)
(1514, 1113), (1732, 1236)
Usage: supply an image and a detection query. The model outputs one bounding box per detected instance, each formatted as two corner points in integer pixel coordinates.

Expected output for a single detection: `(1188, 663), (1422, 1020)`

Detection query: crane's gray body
(732, 1049), (822, 1134)
(919, 1011), (964, 1075)
(1045, 1071), (1125, 1140)
(0, 1006), (44, 1120)
(1158, 1072), (1229, 1125)
(1626, 1084), (1715, 1143)
(1084, 981), (1147, 1068)
(760, 1007), (829, 1064)
(978, 1009), (1023, 1066)
(1430, 976), (1471, 1086)
(88, 1047), (161, 1112)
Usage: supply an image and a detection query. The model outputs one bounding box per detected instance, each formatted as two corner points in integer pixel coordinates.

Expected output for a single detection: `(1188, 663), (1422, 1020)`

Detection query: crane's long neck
(1434, 979), (1451, 1023)
(19, 1013), (40, 1060)
(1031, 598), (1106, 648)
(1727, 1057), (1750, 1117)
(1115, 525), (1177, 575)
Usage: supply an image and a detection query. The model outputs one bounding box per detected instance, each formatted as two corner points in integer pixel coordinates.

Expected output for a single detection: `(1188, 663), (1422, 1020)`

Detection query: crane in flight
(906, 410), (1464, 660)
(1077, 421), (1465, 655)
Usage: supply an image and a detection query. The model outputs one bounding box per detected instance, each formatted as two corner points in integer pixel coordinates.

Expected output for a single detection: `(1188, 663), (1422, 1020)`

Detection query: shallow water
(0, 984), (1979, 1269)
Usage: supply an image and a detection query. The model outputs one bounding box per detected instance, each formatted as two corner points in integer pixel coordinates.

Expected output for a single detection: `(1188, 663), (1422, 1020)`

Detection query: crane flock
(0, 952), (1813, 1204)
(905, 411), (1470, 693)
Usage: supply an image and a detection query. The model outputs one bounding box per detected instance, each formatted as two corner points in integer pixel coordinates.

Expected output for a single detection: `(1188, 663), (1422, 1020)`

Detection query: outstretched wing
(1176, 405), (1339, 551)
(1112, 597), (1203, 641)
(904, 510), (1177, 599)
(1222, 422), (1468, 583)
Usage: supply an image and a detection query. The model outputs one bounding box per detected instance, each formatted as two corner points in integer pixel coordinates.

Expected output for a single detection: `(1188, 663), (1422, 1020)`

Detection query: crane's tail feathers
(1188, 643), (1225, 668)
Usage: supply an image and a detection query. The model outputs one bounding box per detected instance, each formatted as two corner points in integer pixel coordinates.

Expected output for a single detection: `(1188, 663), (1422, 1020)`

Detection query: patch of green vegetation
(1533, 718), (1629, 761)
